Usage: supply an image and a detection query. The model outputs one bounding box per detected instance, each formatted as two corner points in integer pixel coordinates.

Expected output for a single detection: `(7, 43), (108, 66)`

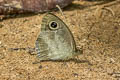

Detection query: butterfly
(35, 13), (82, 61)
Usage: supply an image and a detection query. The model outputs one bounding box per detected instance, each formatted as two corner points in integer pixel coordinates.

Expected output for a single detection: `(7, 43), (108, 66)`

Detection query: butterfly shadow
(33, 58), (92, 65)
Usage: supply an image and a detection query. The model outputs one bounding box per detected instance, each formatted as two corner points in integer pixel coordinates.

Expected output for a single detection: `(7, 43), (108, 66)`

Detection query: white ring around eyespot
(49, 21), (59, 30)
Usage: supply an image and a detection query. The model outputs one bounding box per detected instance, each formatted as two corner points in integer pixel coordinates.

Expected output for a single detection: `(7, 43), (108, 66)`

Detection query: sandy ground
(0, 0), (120, 80)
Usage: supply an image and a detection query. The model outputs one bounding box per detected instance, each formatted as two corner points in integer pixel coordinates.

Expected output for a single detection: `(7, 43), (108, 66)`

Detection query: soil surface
(0, 0), (120, 80)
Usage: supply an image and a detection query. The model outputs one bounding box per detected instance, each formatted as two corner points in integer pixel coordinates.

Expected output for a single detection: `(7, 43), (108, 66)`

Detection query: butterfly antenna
(56, 5), (71, 28)
(56, 5), (66, 20)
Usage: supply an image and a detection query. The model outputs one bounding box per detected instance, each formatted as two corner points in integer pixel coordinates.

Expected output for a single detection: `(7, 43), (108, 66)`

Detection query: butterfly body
(35, 13), (80, 61)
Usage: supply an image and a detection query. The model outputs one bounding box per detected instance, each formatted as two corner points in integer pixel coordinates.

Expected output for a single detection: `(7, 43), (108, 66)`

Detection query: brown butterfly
(35, 13), (82, 61)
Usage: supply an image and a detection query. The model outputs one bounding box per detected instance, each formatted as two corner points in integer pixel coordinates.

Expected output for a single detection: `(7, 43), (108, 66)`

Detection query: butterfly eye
(49, 21), (59, 30)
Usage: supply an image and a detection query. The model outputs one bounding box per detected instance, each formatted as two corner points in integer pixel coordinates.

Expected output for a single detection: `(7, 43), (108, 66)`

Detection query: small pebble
(0, 53), (5, 60)
(73, 73), (79, 77)
(0, 41), (1, 44)
(110, 58), (115, 63)
(39, 65), (43, 69)
(0, 24), (4, 28)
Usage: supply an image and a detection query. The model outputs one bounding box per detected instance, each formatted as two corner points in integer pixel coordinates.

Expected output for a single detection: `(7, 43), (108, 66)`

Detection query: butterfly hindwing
(35, 13), (77, 61)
